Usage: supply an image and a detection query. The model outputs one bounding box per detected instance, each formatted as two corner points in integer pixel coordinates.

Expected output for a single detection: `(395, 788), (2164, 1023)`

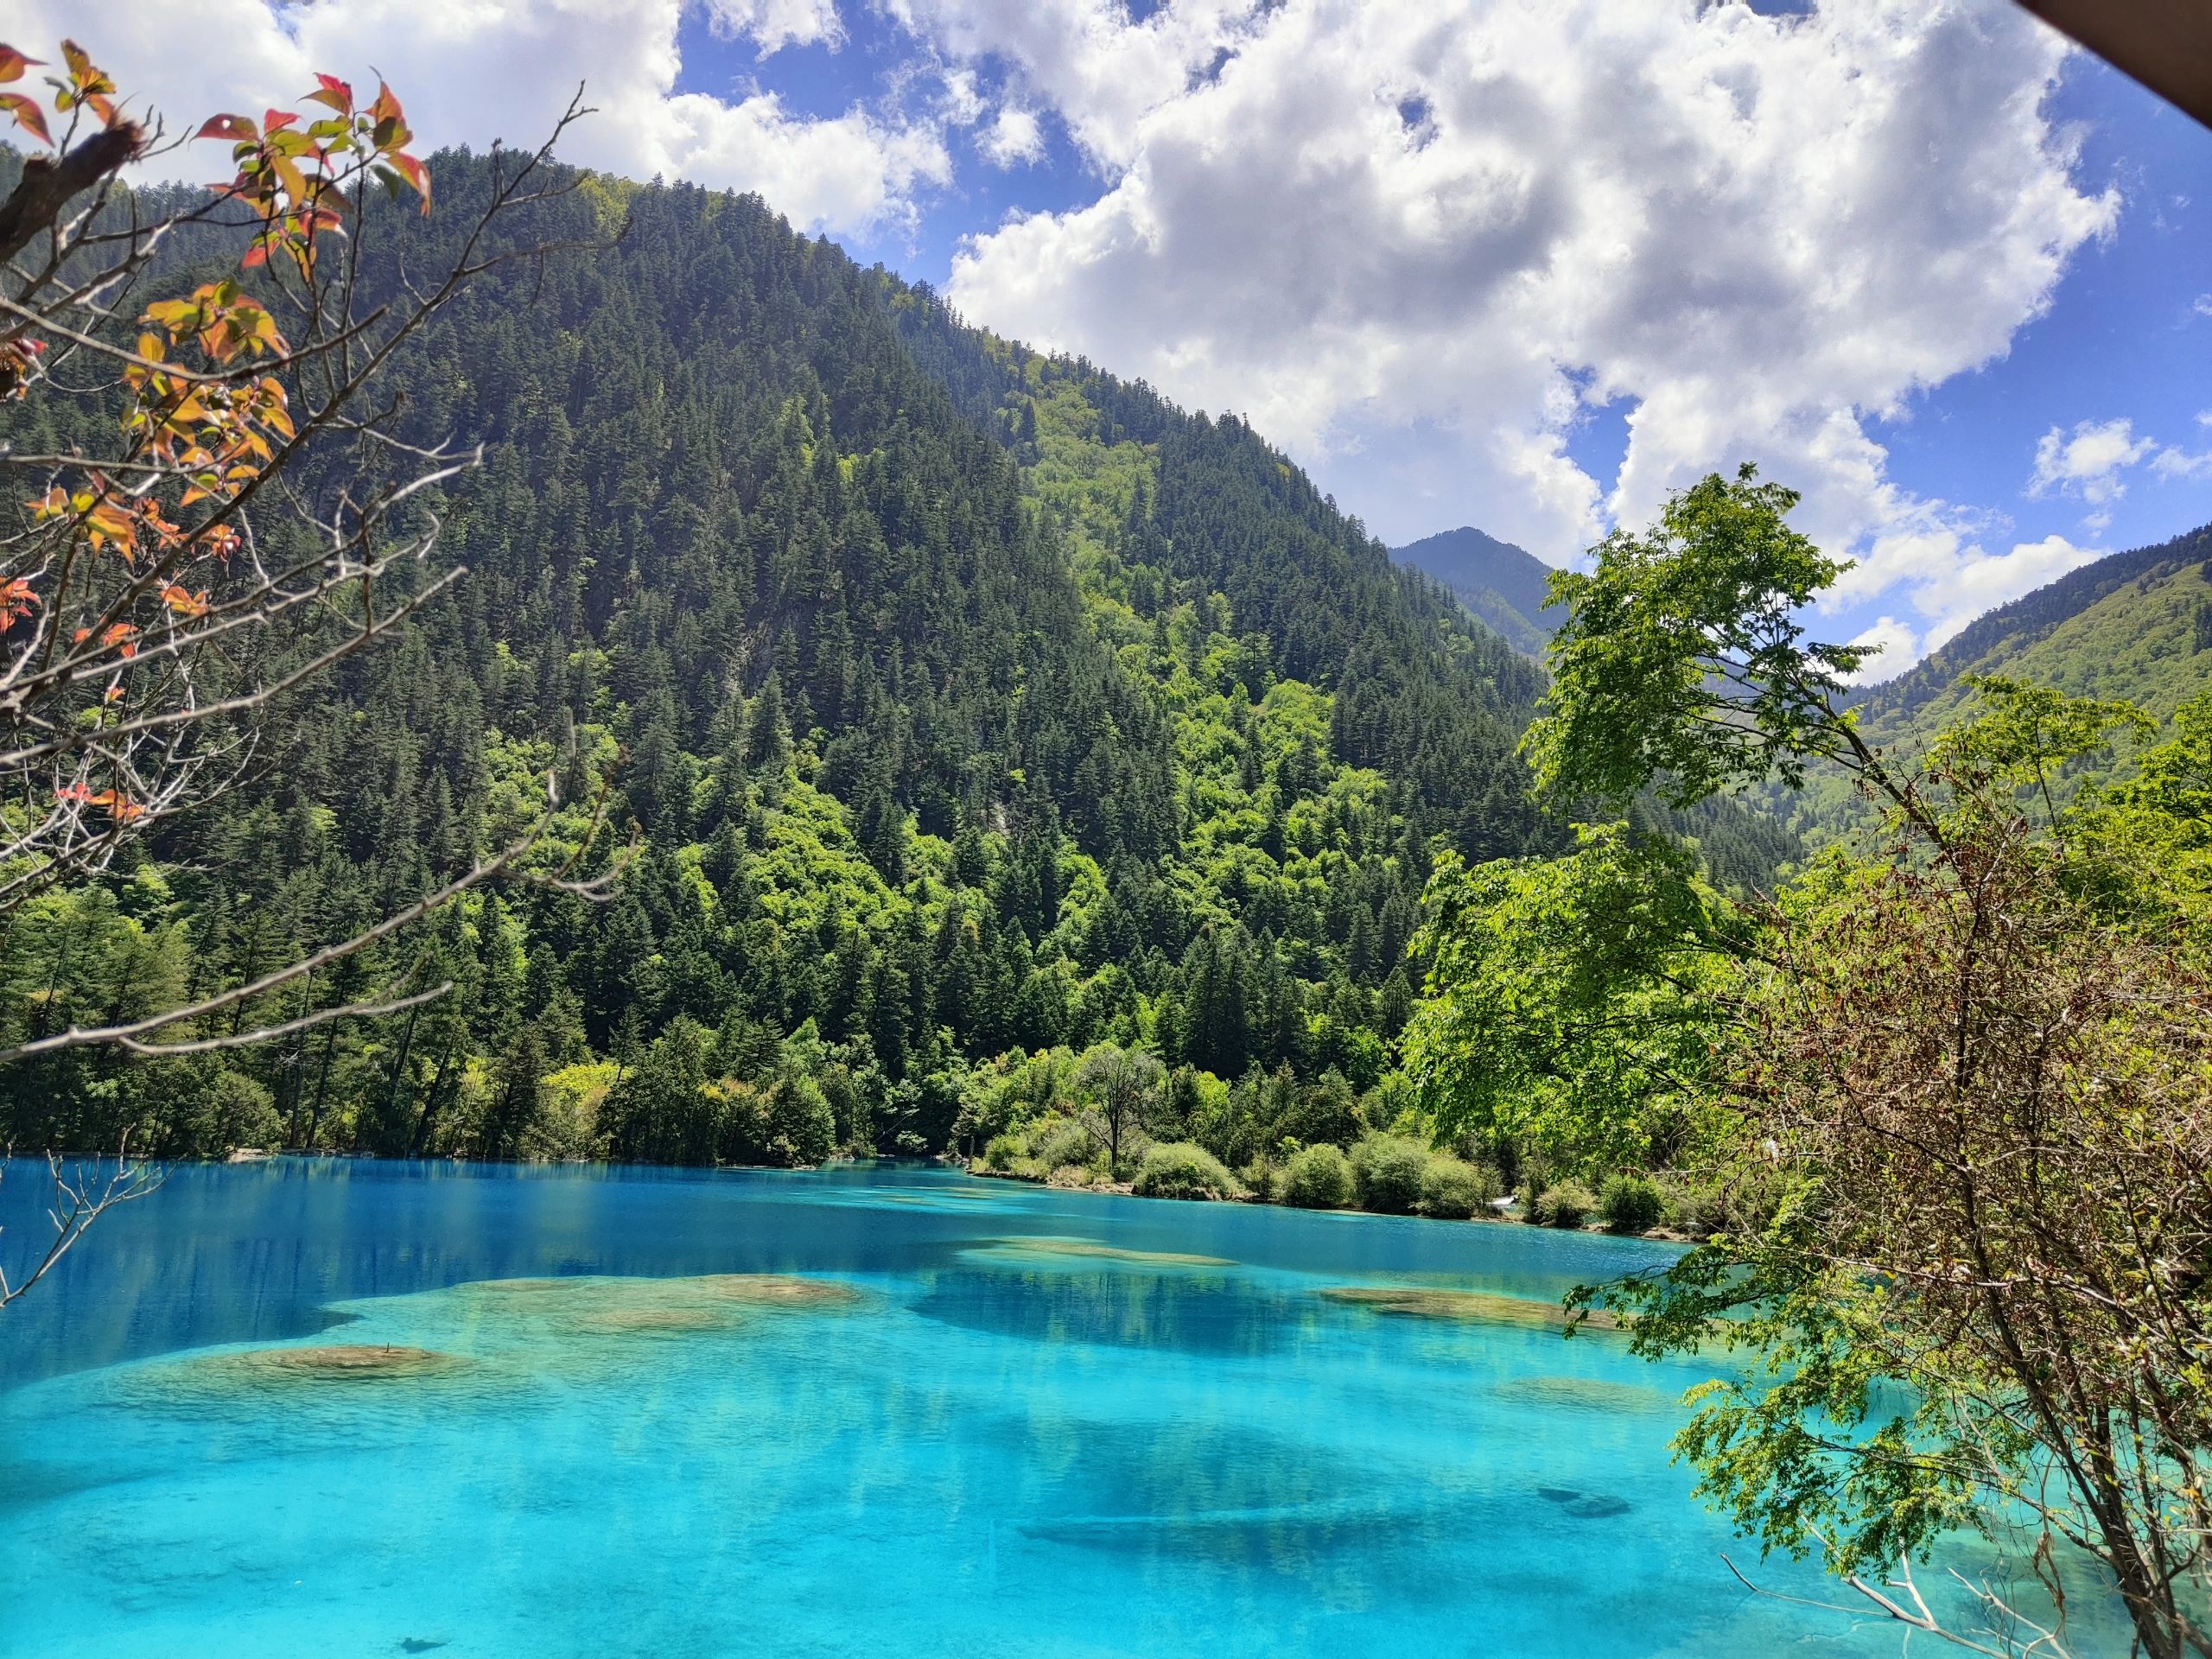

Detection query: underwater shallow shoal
(0, 1159), (2116, 1658)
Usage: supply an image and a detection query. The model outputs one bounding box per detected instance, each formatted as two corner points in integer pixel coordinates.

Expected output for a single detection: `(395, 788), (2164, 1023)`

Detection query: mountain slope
(1392, 526), (1561, 656)
(1789, 524), (2212, 835)
(0, 157), (1555, 1163)
(1862, 524), (2212, 734)
(886, 296), (1553, 858)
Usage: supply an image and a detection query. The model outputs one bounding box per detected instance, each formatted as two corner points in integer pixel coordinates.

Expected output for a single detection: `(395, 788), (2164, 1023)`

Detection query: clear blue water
(0, 1157), (2107, 1658)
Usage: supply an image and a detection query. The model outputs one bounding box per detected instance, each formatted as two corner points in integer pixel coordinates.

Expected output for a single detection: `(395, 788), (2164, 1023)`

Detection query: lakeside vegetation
(1417, 466), (2212, 1659)
(2, 40), (2207, 1658)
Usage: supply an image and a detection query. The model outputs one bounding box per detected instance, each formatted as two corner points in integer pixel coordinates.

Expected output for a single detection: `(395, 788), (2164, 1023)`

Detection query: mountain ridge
(1390, 525), (1560, 656)
(0, 154), (1557, 1163)
(1861, 523), (2212, 725)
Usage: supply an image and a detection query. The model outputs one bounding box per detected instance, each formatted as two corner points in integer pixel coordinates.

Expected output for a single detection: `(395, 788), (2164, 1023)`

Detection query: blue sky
(1864, 54), (2212, 582)
(50, 0), (2212, 672)
(668, 6), (2212, 671)
(667, 6), (1102, 283)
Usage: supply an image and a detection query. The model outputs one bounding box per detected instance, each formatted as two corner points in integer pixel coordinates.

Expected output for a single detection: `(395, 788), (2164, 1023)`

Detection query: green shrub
(1652, 1166), (1791, 1237)
(1281, 1142), (1353, 1209)
(1132, 1141), (1243, 1201)
(1110, 1130), (1154, 1185)
(160, 1060), (282, 1159)
(1237, 1155), (1278, 1204)
(982, 1133), (1024, 1173)
(1655, 1171), (1726, 1236)
(766, 1074), (836, 1166)
(1351, 1135), (1429, 1214)
(1534, 1179), (1599, 1229)
(1599, 1173), (1665, 1234)
(1033, 1116), (1097, 1172)
(1420, 1155), (1503, 1219)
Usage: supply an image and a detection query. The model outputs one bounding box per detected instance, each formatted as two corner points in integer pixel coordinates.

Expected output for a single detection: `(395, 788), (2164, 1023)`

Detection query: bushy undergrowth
(1350, 1135), (1429, 1214)
(1132, 1141), (1243, 1200)
(1420, 1155), (1503, 1218)
(1532, 1179), (1599, 1229)
(1281, 1142), (1354, 1208)
(973, 1077), (1663, 1233)
(1599, 1173), (1665, 1234)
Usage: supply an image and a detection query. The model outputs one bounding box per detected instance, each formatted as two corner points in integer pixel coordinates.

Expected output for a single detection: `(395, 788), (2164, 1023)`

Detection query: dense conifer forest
(0, 153), (1584, 1171)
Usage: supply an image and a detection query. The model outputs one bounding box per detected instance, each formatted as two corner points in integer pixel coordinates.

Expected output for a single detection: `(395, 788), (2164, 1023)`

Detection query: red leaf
(369, 81), (404, 127)
(0, 92), (48, 148)
(392, 150), (431, 212)
(264, 108), (298, 131)
(240, 242), (270, 269)
(0, 47), (43, 85)
(308, 73), (353, 113)
(196, 113), (257, 143)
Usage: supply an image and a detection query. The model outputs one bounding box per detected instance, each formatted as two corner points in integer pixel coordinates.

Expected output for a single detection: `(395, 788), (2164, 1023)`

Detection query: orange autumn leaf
(391, 149), (432, 213)
(0, 92), (50, 148)
(86, 789), (145, 822)
(307, 73), (353, 115)
(0, 575), (36, 629)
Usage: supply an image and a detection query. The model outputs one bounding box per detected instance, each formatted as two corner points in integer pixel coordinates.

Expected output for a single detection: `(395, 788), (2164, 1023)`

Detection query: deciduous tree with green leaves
(1414, 464), (2212, 1658)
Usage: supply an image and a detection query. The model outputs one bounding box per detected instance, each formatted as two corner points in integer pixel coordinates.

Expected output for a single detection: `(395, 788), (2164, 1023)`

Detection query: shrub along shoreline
(964, 1129), (1677, 1236)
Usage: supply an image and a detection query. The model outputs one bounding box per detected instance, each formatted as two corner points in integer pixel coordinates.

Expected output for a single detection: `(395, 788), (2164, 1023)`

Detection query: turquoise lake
(0, 1157), (2097, 1657)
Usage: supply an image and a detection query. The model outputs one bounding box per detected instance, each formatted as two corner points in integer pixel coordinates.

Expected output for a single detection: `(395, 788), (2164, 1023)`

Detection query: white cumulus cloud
(2152, 410), (2212, 480)
(1846, 615), (1921, 684)
(977, 105), (1046, 168)
(883, 0), (1274, 172)
(2029, 416), (2155, 514)
(21, 0), (944, 238)
(703, 0), (844, 56)
(931, 0), (2113, 651)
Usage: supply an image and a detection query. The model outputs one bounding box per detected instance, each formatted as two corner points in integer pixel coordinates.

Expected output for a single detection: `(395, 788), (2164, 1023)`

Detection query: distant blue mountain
(1392, 527), (1561, 656)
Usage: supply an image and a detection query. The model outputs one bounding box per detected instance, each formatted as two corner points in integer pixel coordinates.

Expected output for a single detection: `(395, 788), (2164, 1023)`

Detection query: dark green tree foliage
(0, 153), (1561, 1163)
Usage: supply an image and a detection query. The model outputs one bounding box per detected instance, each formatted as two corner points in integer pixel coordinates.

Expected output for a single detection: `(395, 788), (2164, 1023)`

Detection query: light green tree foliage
(1417, 465), (2212, 1659)
(1405, 823), (1741, 1176)
(1347, 1134), (1427, 1214)
(1130, 1141), (1242, 1200)
(1073, 1044), (1165, 1178)
(1524, 464), (1872, 810)
(1280, 1141), (1352, 1209)
(2078, 686), (2212, 920)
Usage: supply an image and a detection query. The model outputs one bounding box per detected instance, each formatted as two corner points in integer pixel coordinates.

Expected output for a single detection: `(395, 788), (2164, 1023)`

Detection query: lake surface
(0, 1157), (2092, 1657)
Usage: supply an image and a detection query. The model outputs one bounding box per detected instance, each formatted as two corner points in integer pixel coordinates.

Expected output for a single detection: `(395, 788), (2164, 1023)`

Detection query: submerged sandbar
(1318, 1285), (1620, 1331)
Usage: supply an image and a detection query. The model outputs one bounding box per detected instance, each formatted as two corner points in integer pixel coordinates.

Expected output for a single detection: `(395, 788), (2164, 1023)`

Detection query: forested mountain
(1792, 522), (2212, 832)
(0, 154), (1565, 1168)
(1864, 523), (2212, 729)
(1392, 526), (1560, 656)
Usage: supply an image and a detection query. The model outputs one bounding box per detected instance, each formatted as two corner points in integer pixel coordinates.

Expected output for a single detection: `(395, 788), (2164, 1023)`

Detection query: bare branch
(0, 1137), (162, 1309)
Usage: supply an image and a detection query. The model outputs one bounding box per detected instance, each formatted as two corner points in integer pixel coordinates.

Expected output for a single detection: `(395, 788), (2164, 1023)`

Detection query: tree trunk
(302, 1019), (341, 1151)
(380, 1001), (421, 1152)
